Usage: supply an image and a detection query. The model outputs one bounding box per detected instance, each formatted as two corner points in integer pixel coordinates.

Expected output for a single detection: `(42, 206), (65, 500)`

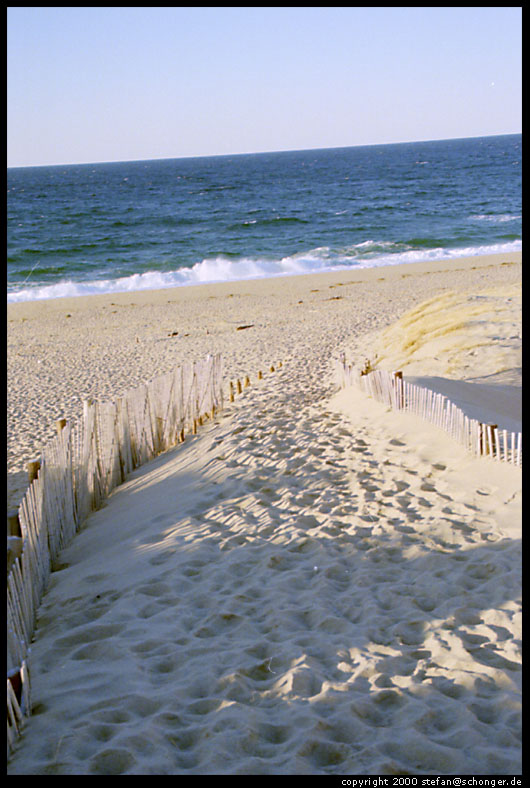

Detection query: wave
(227, 216), (309, 231)
(260, 216), (309, 225)
(469, 213), (521, 223)
(7, 240), (521, 303)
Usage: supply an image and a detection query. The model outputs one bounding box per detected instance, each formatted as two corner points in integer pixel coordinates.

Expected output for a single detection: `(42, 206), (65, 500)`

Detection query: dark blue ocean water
(7, 135), (521, 302)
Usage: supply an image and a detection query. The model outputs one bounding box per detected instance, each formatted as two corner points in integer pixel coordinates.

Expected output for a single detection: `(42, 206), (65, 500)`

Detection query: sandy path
(8, 268), (521, 774)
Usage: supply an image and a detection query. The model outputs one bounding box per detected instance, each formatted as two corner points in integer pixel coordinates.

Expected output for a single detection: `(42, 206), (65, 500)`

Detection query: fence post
(489, 424), (496, 456)
(479, 423), (498, 457)
(27, 460), (41, 484)
(393, 371), (403, 409)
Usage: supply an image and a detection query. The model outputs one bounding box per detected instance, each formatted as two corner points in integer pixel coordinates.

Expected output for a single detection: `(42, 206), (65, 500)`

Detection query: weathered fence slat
(7, 353), (224, 760)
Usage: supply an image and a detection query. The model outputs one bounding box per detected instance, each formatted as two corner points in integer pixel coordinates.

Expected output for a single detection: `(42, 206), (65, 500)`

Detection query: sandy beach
(7, 252), (522, 775)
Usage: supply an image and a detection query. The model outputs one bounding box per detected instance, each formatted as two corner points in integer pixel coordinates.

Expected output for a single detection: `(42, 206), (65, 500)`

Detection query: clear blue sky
(7, 6), (522, 167)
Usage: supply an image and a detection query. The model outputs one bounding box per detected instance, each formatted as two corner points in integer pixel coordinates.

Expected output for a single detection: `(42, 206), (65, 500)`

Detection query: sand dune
(364, 283), (521, 381)
(7, 254), (521, 774)
(360, 282), (522, 434)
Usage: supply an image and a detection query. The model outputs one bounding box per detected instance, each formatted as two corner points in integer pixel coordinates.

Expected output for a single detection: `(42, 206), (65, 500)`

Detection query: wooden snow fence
(336, 356), (522, 467)
(7, 353), (223, 759)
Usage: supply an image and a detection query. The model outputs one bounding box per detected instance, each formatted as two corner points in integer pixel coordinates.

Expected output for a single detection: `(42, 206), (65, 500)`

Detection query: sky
(7, 6), (522, 168)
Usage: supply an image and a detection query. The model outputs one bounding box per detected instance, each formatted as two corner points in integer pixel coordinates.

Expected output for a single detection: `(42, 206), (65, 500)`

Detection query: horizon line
(8, 131), (521, 170)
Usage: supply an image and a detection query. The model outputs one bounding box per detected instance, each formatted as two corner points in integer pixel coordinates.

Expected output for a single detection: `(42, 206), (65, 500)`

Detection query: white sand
(7, 253), (521, 775)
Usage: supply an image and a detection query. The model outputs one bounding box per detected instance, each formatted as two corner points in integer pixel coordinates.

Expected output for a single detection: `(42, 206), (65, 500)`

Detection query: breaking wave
(7, 240), (521, 303)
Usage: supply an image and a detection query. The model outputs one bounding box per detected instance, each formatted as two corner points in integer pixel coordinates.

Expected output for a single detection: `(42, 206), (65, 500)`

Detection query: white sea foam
(469, 213), (521, 223)
(7, 240), (521, 303)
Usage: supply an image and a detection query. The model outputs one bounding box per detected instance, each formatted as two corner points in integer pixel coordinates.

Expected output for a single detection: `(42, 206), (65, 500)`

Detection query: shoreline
(7, 250), (522, 311)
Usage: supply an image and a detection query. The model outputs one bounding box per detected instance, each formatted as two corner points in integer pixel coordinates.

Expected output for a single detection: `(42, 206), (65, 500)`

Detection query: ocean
(7, 134), (521, 303)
